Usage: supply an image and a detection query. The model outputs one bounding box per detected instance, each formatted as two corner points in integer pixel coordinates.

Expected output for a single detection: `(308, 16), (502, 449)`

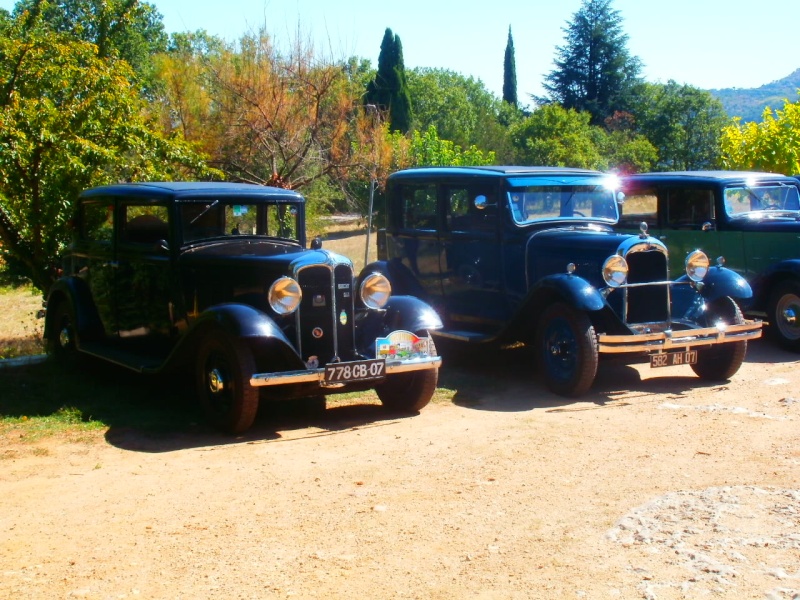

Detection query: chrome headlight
(268, 276), (302, 315)
(602, 255), (628, 288)
(360, 273), (391, 309)
(685, 250), (709, 282)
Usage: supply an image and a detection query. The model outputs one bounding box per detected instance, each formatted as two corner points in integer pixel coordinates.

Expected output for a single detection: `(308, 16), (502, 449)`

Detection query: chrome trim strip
(249, 356), (442, 387)
(597, 320), (762, 354)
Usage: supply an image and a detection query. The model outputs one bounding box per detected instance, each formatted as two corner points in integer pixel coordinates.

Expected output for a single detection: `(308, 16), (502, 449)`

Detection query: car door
(438, 182), (509, 333)
(114, 202), (173, 339)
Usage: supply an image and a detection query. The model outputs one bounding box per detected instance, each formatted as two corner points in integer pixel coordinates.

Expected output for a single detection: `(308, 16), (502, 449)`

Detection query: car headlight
(602, 255), (628, 288)
(685, 250), (709, 282)
(268, 276), (302, 315)
(360, 273), (391, 309)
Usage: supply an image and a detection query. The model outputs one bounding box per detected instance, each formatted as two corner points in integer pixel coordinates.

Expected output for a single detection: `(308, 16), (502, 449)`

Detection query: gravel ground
(1, 338), (798, 599)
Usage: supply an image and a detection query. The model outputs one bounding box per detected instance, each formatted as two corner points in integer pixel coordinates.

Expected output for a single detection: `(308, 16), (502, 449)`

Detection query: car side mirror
(474, 195), (494, 210)
(701, 222), (714, 232)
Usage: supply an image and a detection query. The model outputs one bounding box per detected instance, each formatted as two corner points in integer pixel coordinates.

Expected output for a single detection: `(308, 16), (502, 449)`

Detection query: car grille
(623, 246), (670, 324)
(296, 264), (356, 364)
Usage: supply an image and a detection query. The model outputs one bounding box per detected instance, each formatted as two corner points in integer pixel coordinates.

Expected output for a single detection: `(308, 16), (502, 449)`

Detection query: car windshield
(507, 184), (619, 225)
(180, 199), (301, 243)
(724, 183), (800, 217)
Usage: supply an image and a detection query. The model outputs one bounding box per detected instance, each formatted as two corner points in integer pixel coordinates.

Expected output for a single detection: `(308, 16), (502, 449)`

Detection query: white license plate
(650, 351), (698, 368)
(324, 359), (386, 382)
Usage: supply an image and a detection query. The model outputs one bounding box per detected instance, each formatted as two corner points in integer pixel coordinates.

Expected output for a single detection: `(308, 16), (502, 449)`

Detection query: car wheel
(690, 297), (747, 380)
(767, 280), (800, 352)
(375, 368), (438, 412)
(535, 302), (598, 397)
(196, 332), (259, 434)
(46, 300), (81, 366)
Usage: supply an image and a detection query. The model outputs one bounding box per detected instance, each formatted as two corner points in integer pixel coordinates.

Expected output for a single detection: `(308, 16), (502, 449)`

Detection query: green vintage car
(620, 171), (800, 351)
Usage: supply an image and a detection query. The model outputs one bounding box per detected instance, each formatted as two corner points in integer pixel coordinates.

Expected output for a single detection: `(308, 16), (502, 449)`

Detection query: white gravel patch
(607, 486), (800, 599)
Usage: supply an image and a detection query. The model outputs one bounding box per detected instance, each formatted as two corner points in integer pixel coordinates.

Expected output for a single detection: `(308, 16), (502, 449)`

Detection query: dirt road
(1, 339), (799, 599)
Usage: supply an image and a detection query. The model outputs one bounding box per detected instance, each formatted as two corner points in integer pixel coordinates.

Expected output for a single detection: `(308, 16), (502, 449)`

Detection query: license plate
(324, 359), (386, 382)
(650, 350), (698, 368)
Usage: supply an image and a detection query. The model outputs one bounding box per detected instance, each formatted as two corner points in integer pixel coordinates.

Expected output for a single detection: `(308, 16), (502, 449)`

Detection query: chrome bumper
(249, 355), (442, 387)
(598, 320), (762, 354)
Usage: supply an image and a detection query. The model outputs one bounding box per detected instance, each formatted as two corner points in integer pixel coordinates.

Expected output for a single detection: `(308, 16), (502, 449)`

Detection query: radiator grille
(625, 249), (669, 323)
(296, 264), (356, 364)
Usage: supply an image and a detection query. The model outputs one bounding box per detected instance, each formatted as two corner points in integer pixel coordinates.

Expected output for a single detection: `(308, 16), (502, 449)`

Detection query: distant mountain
(709, 69), (800, 122)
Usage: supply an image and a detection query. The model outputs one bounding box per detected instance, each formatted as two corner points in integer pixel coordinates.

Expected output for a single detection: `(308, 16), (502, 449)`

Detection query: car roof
(388, 166), (602, 180)
(79, 181), (305, 202)
(623, 171), (799, 185)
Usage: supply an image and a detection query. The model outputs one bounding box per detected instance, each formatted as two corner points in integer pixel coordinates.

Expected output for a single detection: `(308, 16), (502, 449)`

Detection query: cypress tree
(365, 28), (413, 133)
(502, 25), (518, 107)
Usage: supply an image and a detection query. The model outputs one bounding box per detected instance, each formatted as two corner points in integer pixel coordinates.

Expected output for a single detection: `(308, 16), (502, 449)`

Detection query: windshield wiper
(189, 199), (219, 225)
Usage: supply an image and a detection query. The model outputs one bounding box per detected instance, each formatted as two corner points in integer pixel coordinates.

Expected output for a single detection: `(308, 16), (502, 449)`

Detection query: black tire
(46, 300), (81, 366)
(195, 332), (259, 434)
(535, 302), (598, 397)
(690, 297), (748, 380)
(375, 368), (438, 412)
(767, 280), (800, 352)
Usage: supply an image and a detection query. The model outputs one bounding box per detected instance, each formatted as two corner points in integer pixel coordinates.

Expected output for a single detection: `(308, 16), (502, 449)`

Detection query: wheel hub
(59, 327), (71, 349)
(208, 368), (226, 394)
(781, 306), (797, 327)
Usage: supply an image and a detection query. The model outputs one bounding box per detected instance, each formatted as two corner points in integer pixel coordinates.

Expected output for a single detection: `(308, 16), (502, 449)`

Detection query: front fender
(529, 273), (606, 312)
(355, 295), (443, 357)
(675, 266), (753, 303)
(175, 303), (304, 371)
(750, 258), (800, 310)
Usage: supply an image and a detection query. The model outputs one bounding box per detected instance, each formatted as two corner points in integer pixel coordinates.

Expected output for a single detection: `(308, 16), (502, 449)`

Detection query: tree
(364, 28), (413, 133)
(542, 0), (641, 124)
(0, 18), (210, 292)
(632, 81), (728, 170)
(503, 25), (518, 107)
(11, 0), (168, 84)
(197, 31), (385, 193)
(389, 125), (496, 170)
(509, 104), (606, 168)
(406, 67), (505, 152)
(720, 94), (800, 174)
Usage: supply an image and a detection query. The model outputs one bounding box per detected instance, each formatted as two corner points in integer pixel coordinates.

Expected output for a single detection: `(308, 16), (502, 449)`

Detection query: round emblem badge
(312, 327), (324, 339)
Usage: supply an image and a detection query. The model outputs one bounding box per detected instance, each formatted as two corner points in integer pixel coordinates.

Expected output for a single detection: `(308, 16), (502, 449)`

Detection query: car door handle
(103, 261), (119, 268)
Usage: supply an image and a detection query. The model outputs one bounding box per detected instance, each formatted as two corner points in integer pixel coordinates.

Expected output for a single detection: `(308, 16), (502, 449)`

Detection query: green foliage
(0, 16), (211, 292)
(509, 104), (606, 168)
(720, 94), (800, 174)
(406, 67), (506, 154)
(12, 0), (168, 90)
(632, 81), (728, 170)
(543, 0), (642, 125)
(364, 28), (413, 133)
(503, 26), (518, 107)
(390, 125), (496, 169)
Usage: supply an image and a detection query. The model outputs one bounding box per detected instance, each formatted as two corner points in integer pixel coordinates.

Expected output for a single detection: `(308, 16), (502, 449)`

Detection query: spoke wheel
(196, 333), (259, 434)
(767, 280), (800, 352)
(536, 302), (598, 397)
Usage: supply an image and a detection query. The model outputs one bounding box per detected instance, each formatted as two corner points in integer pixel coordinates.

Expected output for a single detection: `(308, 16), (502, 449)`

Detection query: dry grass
(0, 285), (45, 359)
(319, 218), (373, 273)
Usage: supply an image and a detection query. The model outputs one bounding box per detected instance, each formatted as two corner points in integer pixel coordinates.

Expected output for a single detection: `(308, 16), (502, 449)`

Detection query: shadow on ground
(1, 337), (793, 453)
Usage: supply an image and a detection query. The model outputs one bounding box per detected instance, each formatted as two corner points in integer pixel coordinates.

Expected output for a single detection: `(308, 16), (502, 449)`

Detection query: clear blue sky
(3, 0), (798, 105)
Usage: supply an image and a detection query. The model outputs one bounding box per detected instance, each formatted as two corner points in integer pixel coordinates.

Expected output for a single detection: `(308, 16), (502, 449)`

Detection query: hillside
(710, 68), (800, 122)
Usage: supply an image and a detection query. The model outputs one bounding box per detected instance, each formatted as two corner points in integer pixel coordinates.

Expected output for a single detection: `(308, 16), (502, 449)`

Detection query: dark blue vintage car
(44, 182), (442, 433)
(620, 171), (800, 351)
(363, 166), (762, 397)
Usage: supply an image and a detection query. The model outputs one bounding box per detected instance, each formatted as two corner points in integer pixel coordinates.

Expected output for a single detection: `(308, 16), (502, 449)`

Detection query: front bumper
(597, 319), (762, 354)
(249, 355), (442, 387)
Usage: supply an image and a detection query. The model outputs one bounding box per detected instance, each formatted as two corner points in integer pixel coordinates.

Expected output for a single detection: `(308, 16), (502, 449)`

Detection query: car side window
(618, 191), (658, 229)
(122, 204), (169, 244)
(667, 188), (714, 229)
(400, 184), (438, 230)
(80, 199), (114, 243)
(446, 186), (496, 232)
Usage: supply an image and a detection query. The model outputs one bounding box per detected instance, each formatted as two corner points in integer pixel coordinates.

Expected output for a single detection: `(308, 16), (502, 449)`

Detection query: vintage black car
(365, 166), (762, 397)
(620, 171), (800, 351)
(44, 182), (442, 433)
